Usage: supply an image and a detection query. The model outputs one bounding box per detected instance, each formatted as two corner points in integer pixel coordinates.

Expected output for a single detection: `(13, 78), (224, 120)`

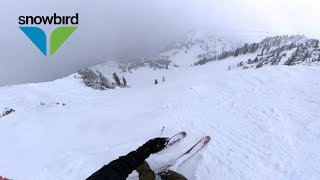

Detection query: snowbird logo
(19, 13), (78, 56)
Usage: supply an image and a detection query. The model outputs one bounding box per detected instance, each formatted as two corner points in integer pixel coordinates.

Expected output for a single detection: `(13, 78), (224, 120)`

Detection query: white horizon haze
(0, 0), (319, 87)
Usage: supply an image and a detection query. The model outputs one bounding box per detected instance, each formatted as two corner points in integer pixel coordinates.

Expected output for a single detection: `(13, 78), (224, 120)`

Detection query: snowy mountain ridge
(77, 33), (320, 92)
(103, 30), (240, 73)
(97, 33), (319, 76)
(159, 30), (239, 65)
(194, 35), (320, 69)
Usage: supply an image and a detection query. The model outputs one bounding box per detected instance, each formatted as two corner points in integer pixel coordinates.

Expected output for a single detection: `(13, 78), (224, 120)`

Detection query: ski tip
(181, 131), (187, 137)
(204, 136), (211, 143)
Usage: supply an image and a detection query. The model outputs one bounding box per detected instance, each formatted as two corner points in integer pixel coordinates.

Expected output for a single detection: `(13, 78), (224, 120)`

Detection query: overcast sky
(0, 0), (319, 86)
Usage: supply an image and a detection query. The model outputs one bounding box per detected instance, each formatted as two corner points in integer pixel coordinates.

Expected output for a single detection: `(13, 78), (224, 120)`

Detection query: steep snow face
(0, 58), (320, 180)
(160, 31), (239, 66)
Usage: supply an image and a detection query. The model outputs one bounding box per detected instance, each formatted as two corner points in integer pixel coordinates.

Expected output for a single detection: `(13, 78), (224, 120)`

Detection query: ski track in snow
(0, 59), (320, 180)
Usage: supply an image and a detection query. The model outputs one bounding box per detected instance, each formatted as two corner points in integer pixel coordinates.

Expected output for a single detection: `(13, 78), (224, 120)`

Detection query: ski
(165, 131), (187, 149)
(128, 135), (209, 180)
(127, 132), (187, 180)
(157, 136), (211, 173)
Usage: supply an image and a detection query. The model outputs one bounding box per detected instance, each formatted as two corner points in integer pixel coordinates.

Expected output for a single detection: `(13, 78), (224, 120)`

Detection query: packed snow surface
(0, 59), (320, 180)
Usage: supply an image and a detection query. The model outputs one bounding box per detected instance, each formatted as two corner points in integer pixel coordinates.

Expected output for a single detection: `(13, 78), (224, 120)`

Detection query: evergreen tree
(305, 50), (312, 59)
(249, 43), (256, 53)
(78, 69), (114, 90)
(113, 73), (122, 87)
(267, 44), (271, 53)
(78, 69), (98, 88)
(243, 43), (249, 54)
(98, 71), (114, 89)
(122, 76), (127, 87)
(289, 42), (294, 50)
(234, 48), (240, 57)
(261, 48), (265, 55)
(315, 40), (319, 48)
(155, 79), (158, 85)
(162, 76), (165, 82)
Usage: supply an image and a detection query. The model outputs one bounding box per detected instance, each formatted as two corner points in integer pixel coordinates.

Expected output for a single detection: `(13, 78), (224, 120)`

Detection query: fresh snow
(0, 58), (320, 180)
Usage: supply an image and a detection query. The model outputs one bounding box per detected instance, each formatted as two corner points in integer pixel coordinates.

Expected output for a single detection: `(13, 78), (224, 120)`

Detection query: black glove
(137, 138), (169, 156)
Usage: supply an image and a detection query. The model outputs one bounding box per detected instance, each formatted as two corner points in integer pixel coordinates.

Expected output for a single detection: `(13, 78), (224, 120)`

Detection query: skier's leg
(159, 170), (188, 180)
(136, 161), (156, 180)
(167, 170), (187, 180)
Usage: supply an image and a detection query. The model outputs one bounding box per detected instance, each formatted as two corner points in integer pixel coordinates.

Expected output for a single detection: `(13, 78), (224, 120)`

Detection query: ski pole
(159, 126), (165, 137)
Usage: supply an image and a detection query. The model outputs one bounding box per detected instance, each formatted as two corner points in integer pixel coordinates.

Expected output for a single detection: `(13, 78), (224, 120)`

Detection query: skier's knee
(159, 170), (188, 180)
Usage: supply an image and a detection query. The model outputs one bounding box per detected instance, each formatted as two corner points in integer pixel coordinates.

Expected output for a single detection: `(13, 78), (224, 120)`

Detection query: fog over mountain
(0, 0), (319, 86)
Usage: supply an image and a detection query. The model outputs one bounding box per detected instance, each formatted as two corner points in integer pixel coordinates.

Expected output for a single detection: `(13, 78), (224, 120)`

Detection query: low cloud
(0, 0), (319, 86)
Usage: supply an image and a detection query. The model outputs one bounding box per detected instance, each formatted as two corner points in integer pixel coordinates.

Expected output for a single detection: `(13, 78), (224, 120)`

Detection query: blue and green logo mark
(19, 13), (78, 56)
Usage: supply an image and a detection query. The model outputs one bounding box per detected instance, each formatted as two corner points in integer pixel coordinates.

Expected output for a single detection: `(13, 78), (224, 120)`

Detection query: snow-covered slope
(160, 30), (239, 66)
(0, 57), (320, 180)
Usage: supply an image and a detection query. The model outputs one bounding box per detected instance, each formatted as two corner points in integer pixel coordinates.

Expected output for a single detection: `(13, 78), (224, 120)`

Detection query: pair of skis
(129, 132), (210, 179)
(157, 132), (210, 174)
